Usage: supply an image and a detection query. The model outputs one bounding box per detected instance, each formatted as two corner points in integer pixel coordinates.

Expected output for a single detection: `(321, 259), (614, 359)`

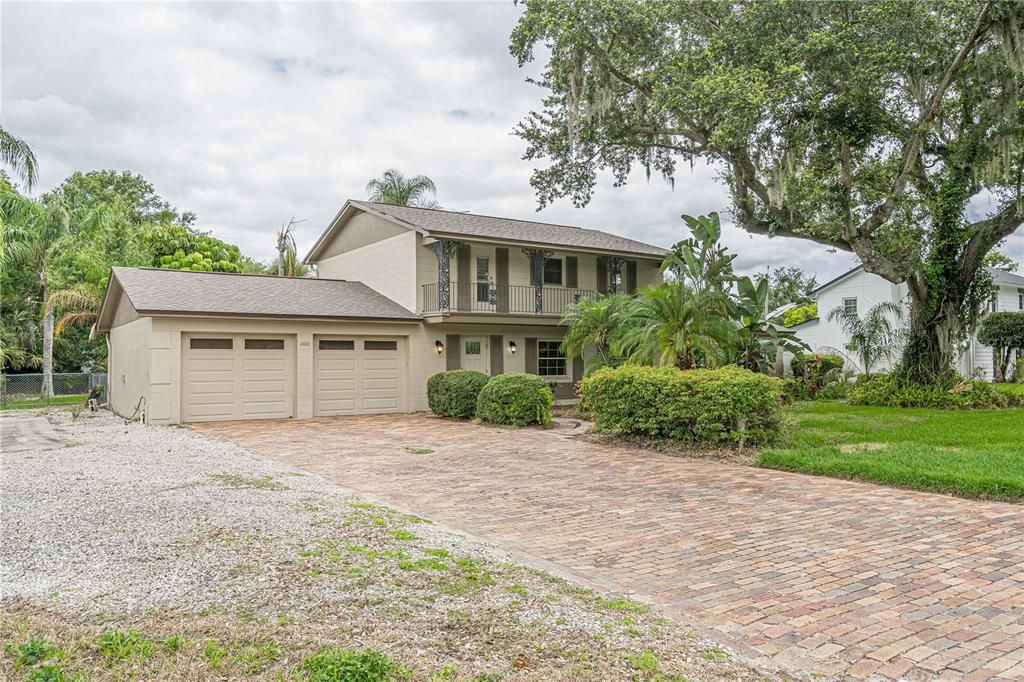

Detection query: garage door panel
(363, 377), (399, 390)
(315, 336), (405, 417)
(183, 334), (294, 423)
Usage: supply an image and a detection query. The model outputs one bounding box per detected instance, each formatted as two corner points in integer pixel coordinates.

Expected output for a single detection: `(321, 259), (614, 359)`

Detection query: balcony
(422, 282), (598, 316)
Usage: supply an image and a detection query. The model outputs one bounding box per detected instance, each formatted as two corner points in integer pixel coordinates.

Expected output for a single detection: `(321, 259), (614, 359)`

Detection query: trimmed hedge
(848, 374), (1024, 409)
(475, 373), (553, 426)
(427, 370), (490, 419)
(578, 365), (785, 446)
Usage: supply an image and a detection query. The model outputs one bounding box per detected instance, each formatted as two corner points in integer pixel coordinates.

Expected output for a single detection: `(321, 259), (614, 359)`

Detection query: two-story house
(93, 200), (666, 424)
(788, 265), (1024, 379)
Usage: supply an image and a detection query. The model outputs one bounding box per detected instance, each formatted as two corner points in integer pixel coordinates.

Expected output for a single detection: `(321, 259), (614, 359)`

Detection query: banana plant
(733, 276), (809, 373)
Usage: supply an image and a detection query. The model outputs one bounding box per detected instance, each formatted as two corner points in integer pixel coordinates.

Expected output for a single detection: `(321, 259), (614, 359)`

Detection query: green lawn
(995, 383), (1024, 396)
(0, 394), (88, 410)
(760, 401), (1024, 501)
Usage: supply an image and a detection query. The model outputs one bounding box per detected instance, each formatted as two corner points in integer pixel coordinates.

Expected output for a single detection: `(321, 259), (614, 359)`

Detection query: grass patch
(593, 597), (648, 613)
(301, 646), (404, 681)
(994, 383), (1024, 396)
(760, 402), (1024, 500)
(209, 474), (286, 490)
(1, 394), (88, 411)
(96, 630), (156, 664)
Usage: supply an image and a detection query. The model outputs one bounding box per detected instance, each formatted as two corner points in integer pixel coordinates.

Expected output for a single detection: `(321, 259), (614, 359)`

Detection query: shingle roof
(350, 201), (668, 257)
(105, 267), (419, 325)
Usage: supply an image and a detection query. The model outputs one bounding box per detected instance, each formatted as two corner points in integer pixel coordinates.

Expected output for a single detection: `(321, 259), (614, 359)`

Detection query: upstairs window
(1018, 288), (1023, 310)
(989, 291), (999, 313)
(842, 297), (858, 316)
(543, 259), (563, 286)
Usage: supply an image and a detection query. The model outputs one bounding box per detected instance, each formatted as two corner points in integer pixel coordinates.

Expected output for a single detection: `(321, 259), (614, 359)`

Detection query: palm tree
(733, 276), (808, 373)
(275, 217), (304, 276)
(366, 169), (439, 208)
(614, 282), (735, 369)
(1, 192), (76, 398)
(560, 294), (630, 373)
(827, 301), (907, 378)
(45, 284), (101, 337)
(0, 126), (38, 190)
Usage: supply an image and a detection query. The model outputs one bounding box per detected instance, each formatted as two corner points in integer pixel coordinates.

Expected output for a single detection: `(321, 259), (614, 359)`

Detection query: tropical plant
(614, 281), (735, 370)
(660, 213), (735, 294)
(45, 284), (102, 337)
(827, 302), (907, 379)
(559, 293), (630, 374)
(365, 169), (439, 208)
(511, 1), (1024, 383)
(275, 217), (304, 276)
(147, 224), (244, 272)
(733, 276), (808, 373)
(1, 192), (78, 397)
(0, 126), (37, 190)
(977, 312), (1024, 382)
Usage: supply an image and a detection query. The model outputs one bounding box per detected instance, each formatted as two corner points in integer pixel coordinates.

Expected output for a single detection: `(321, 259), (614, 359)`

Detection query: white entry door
(461, 337), (487, 373)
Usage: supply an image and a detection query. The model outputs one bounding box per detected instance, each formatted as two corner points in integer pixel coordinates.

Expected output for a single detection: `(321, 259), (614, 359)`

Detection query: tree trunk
(41, 281), (55, 400)
(277, 249), (284, 277)
(900, 273), (964, 383)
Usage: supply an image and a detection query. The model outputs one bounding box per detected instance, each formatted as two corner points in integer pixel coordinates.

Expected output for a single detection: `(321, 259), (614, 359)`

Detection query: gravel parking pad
(1, 409), (777, 681)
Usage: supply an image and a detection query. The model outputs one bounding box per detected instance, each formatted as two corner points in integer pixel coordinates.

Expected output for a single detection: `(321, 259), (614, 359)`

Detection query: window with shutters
(537, 340), (567, 377)
(543, 259), (563, 285)
(476, 257), (490, 302)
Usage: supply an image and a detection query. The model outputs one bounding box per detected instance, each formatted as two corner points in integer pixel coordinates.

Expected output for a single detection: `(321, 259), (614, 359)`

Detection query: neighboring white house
(789, 266), (1024, 380)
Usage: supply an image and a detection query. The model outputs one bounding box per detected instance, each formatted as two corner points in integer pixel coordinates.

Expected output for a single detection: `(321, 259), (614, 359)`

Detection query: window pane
(543, 259), (563, 285)
(537, 341), (566, 376)
(319, 339), (355, 350)
(190, 338), (232, 350)
(843, 298), (857, 315)
(364, 340), (398, 351)
(464, 341), (481, 355)
(244, 338), (284, 350)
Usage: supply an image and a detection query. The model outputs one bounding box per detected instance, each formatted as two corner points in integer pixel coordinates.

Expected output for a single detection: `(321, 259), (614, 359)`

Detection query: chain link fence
(1, 373), (108, 409)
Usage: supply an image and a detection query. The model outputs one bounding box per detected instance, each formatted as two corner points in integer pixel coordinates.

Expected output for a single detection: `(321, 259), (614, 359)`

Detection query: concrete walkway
(1, 416), (63, 452)
(191, 414), (1024, 681)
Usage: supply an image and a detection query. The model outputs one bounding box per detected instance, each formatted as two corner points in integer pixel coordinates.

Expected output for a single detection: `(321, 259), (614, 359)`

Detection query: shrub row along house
(92, 200), (665, 424)
(784, 265), (1024, 380)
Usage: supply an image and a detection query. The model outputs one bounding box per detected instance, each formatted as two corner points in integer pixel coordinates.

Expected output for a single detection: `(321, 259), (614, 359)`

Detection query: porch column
(598, 256), (626, 294)
(431, 240), (460, 310)
(522, 248), (553, 314)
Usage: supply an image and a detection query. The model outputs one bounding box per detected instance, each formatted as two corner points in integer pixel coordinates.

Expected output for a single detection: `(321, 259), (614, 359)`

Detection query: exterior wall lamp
(435, 340), (444, 355)
(508, 340), (517, 354)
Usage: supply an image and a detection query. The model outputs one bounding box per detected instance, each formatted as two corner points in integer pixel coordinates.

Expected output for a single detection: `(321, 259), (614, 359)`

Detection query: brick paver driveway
(191, 415), (1024, 681)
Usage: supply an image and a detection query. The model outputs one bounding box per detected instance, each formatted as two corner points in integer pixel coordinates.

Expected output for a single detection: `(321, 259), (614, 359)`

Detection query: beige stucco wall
(139, 316), (569, 425)
(108, 316), (151, 419)
(317, 231), (418, 312)
(317, 211), (408, 260)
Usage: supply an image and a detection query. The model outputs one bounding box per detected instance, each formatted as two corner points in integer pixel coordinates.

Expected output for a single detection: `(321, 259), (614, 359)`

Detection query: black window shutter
(566, 256), (578, 289)
(525, 337), (538, 374)
(626, 260), (638, 294)
(596, 258), (607, 294)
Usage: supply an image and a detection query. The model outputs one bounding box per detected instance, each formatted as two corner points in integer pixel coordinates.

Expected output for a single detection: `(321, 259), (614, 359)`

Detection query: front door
(461, 337), (487, 373)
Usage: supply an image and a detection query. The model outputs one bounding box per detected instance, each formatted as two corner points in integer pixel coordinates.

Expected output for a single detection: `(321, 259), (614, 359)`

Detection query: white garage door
(182, 334), (295, 422)
(314, 336), (405, 416)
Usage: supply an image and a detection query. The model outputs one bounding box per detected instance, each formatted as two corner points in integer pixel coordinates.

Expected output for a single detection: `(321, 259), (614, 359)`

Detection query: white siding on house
(108, 317), (151, 419)
(316, 231), (418, 312)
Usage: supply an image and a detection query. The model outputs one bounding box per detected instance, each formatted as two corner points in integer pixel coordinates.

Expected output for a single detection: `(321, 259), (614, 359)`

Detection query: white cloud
(2, 2), (1019, 279)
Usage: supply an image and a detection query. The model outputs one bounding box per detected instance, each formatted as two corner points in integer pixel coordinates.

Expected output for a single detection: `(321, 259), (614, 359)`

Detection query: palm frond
(0, 127), (38, 190)
(54, 311), (98, 337)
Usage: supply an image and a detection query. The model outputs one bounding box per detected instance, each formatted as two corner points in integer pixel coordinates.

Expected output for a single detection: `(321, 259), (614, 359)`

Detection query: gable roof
(305, 200), (669, 262)
(94, 267), (419, 333)
(810, 265), (1024, 298)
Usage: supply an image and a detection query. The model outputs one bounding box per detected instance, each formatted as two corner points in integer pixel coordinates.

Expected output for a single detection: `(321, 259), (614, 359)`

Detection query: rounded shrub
(426, 369), (490, 419)
(578, 365), (785, 447)
(475, 373), (553, 426)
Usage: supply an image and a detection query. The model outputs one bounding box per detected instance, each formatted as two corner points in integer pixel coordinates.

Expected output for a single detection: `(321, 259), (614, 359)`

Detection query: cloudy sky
(3, 2), (1021, 281)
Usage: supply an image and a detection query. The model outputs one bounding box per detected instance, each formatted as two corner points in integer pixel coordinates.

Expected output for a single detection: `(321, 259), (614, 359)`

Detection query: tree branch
(857, 2), (993, 237)
(960, 202), (1024, 282)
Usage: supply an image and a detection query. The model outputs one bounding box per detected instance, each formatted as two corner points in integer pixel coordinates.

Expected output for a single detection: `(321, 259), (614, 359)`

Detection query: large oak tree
(511, 0), (1024, 381)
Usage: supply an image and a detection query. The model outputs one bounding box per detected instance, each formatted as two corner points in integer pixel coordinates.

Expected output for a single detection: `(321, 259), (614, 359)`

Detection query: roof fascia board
(809, 265), (863, 297)
(93, 269), (125, 335)
(135, 310), (421, 323)
(422, 230), (666, 261)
